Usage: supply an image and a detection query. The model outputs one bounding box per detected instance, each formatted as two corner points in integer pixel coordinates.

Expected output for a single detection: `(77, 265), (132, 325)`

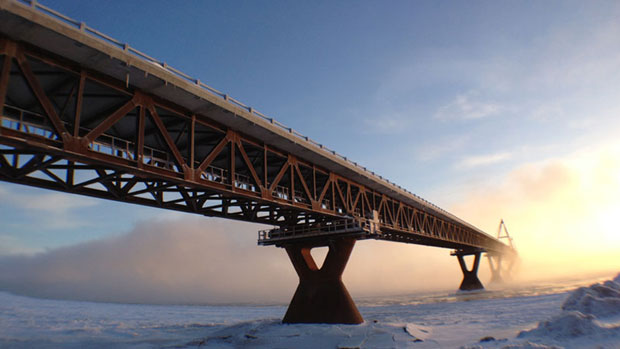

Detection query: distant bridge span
(0, 0), (515, 324)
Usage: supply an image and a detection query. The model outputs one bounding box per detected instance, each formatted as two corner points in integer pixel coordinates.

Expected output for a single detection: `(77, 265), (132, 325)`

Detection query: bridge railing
(234, 172), (257, 192)
(257, 217), (373, 244)
(11, 0), (462, 223)
(0, 104), (259, 191)
(1, 105), (59, 140)
(199, 165), (226, 184)
(90, 132), (135, 162)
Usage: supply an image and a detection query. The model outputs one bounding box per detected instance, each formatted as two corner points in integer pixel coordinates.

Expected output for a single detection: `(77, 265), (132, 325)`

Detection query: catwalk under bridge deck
(0, 0), (517, 324)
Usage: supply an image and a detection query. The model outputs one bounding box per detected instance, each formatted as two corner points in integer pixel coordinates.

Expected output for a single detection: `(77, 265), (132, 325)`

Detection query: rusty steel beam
(0, 21), (511, 254)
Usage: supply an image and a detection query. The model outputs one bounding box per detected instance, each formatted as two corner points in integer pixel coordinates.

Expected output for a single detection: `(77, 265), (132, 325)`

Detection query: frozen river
(1, 274), (619, 348)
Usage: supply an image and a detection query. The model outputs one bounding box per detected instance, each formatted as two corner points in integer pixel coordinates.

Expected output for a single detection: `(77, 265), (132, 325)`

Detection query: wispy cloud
(434, 91), (502, 121)
(361, 112), (414, 135)
(458, 152), (512, 168)
(13, 192), (97, 213)
(0, 185), (98, 213)
(0, 185), (99, 229)
(0, 235), (42, 256)
(415, 135), (470, 162)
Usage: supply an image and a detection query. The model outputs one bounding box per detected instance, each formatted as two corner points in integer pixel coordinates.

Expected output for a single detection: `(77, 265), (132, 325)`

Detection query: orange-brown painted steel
(0, 37), (510, 254)
(283, 238), (363, 324)
(456, 252), (484, 291)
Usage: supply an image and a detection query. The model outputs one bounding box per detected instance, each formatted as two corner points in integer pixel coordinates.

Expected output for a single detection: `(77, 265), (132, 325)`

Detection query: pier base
(282, 238), (363, 324)
(455, 251), (484, 291)
(487, 252), (518, 283)
(487, 254), (503, 284)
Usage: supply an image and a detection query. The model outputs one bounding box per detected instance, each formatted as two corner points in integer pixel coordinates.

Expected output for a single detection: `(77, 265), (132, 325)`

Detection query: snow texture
(0, 289), (565, 348)
(561, 283), (620, 318)
(2, 274), (620, 348)
(511, 272), (620, 348)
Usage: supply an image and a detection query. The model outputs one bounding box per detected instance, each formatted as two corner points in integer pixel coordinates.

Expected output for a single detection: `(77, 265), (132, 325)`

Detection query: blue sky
(2, 0), (620, 262)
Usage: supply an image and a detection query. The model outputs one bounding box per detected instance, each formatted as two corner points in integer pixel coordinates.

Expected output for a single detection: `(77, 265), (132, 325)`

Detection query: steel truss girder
(0, 37), (509, 253)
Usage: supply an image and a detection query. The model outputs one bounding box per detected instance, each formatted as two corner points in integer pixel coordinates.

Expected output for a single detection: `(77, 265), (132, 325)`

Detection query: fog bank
(0, 217), (464, 304)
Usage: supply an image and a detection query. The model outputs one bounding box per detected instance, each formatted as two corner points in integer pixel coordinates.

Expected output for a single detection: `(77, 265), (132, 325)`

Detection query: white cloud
(435, 91), (502, 121)
(458, 152), (512, 168)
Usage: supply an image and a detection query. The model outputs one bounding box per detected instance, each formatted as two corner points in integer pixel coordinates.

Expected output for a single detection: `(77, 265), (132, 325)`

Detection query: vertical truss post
(230, 133), (236, 189)
(0, 50), (12, 112)
(190, 115), (195, 170)
(452, 250), (484, 291)
(282, 238), (363, 324)
(73, 72), (85, 137)
(136, 105), (145, 165)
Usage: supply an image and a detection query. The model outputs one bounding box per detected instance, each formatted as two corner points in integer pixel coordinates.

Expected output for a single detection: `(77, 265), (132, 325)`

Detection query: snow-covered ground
(1, 274), (619, 348)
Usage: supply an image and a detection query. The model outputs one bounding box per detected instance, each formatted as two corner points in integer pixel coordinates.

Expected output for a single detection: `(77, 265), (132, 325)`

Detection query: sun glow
(452, 141), (620, 279)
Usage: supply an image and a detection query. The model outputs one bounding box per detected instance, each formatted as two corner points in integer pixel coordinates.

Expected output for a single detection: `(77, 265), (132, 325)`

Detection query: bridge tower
(487, 219), (517, 284)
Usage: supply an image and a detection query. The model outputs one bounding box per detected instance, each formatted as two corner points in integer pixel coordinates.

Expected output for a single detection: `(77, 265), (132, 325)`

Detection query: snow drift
(517, 272), (620, 346)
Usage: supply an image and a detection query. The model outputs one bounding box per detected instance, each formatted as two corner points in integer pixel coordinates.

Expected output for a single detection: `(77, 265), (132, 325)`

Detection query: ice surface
(1, 274), (620, 348)
(404, 323), (432, 341)
(0, 290), (564, 348)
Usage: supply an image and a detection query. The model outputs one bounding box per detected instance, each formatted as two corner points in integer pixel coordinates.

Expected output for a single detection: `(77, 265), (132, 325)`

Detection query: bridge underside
(0, 0), (516, 325)
(0, 35), (507, 252)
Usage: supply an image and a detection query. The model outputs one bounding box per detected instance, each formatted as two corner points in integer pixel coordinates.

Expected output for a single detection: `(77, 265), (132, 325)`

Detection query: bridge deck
(0, 0), (514, 256)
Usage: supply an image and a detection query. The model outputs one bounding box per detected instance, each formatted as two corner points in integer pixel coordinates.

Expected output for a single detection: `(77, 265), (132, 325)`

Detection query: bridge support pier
(454, 251), (484, 291)
(487, 254), (503, 284)
(282, 237), (363, 324)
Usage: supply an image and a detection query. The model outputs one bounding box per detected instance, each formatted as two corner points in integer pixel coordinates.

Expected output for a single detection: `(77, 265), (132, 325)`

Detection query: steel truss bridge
(0, 0), (516, 324)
